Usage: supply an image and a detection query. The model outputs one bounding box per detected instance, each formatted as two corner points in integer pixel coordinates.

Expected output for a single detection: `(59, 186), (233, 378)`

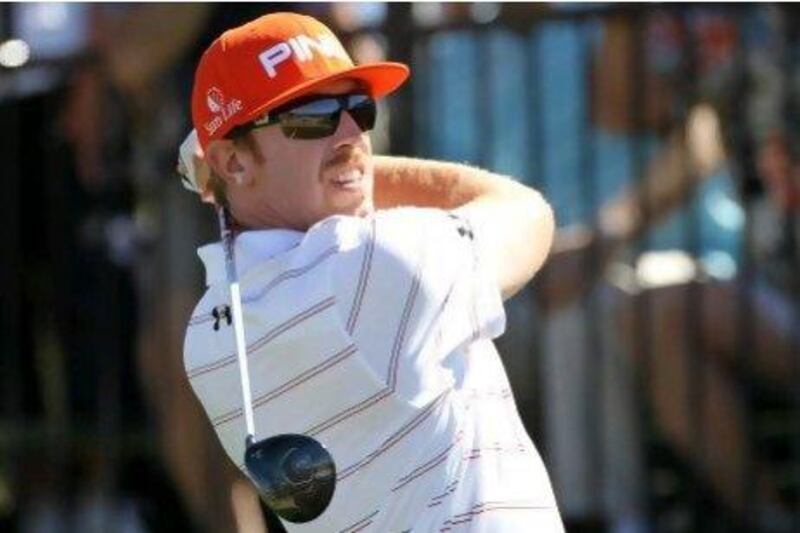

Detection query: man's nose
(332, 111), (365, 149)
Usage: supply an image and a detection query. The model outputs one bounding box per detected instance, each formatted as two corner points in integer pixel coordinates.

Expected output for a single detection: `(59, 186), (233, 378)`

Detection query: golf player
(182, 12), (563, 532)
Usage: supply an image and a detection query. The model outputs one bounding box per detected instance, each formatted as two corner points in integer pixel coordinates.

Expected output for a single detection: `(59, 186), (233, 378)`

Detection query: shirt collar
(197, 228), (304, 286)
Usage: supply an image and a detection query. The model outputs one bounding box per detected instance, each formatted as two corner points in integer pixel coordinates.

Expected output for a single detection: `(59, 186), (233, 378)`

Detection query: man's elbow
(500, 190), (555, 300)
(522, 189), (555, 278)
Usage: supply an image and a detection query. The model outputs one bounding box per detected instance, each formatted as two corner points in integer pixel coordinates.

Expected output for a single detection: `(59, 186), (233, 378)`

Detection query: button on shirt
(184, 207), (563, 532)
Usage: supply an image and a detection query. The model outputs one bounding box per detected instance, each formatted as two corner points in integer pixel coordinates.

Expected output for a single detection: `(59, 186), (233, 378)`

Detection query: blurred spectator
(586, 5), (798, 530)
(413, 4), (798, 531)
(2, 3), (215, 532)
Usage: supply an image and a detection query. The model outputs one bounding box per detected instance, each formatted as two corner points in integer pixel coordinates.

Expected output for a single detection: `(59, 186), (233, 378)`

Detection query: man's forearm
(372, 155), (554, 300)
(373, 155), (499, 210)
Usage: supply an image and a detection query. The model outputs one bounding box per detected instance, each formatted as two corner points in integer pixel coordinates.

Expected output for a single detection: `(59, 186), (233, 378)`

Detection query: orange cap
(191, 12), (410, 150)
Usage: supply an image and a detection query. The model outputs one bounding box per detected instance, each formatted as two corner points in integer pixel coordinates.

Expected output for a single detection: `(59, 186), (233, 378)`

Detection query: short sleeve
(329, 207), (506, 404)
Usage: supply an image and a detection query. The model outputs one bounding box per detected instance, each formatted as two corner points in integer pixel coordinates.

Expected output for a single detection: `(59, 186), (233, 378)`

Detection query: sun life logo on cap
(206, 87), (225, 114)
(203, 87), (244, 136)
(258, 33), (349, 79)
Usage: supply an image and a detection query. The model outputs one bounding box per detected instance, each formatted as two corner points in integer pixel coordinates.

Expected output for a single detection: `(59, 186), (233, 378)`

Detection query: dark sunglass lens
(280, 113), (339, 140)
(275, 95), (375, 139)
(347, 98), (376, 132)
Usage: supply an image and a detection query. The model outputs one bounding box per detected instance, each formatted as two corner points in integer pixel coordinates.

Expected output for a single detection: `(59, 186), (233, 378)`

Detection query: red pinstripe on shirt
(338, 509), (380, 533)
(186, 245), (337, 327)
(391, 431), (464, 493)
(305, 266), (422, 437)
(211, 344), (358, 427)
(346, 218), (376, 335)
(439, 500), (554, 531)
(337, 389), (450, 482)
(187, 296), (336, 379)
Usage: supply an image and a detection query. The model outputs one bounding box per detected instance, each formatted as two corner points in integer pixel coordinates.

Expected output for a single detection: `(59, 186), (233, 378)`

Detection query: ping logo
(259, 33), (348, 79)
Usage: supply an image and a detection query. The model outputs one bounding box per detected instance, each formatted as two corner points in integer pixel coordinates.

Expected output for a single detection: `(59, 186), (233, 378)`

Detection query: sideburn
(234, 131), (266, 165)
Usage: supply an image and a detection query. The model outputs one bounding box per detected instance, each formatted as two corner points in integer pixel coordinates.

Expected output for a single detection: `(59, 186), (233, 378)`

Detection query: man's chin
(328, 196), (373, 217)
(352, 204), (375, 218)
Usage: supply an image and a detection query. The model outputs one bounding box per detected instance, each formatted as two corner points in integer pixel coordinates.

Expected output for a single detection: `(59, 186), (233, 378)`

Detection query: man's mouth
(330, 168), (364, 191)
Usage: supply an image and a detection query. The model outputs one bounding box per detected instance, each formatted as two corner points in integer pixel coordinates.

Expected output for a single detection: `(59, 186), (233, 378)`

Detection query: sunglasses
(227, 93), (377, 141)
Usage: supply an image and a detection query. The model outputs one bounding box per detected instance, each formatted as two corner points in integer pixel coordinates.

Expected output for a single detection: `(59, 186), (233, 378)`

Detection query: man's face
(234, 79), (375, 230)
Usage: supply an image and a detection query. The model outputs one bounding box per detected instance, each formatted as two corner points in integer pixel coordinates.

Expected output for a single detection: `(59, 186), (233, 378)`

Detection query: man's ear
(189, 152), (217, 205)
(204, 139), (253, 188)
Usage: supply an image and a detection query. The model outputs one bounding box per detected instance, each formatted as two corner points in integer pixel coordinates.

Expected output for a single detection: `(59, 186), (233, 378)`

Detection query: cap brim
(235, 62), (410, 131)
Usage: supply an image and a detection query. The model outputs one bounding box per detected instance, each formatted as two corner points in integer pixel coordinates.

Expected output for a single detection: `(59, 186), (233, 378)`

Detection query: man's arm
(373, 156), (555, 300)
(177, 145), (555, 300)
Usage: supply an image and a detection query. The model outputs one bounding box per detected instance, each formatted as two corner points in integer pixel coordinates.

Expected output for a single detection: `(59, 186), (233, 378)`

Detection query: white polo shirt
(184, 207), (563, 532)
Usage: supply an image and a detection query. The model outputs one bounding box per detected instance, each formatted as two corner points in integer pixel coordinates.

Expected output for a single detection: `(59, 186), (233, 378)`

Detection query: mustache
(325, 147), (367, 171)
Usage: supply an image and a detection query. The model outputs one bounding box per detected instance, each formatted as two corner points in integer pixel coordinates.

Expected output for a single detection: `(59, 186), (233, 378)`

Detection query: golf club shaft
(218, 206), (257, 440)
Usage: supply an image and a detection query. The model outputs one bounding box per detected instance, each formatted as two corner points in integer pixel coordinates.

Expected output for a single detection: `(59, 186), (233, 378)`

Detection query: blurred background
(1, 2), (798, 532)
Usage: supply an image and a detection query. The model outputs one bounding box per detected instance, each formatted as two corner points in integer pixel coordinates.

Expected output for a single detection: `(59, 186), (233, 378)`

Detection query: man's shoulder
(308, 208), (462, 246)
(310, 207), (452, 232)
(372, 206), (453, 225)
(301, 208), (428, 256)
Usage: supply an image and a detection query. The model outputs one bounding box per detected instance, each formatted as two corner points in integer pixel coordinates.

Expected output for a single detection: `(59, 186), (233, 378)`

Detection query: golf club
(217, 205), (337, 524)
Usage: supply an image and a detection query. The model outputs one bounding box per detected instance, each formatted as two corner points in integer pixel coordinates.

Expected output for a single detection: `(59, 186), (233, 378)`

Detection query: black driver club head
(244, 434), (336, 523)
